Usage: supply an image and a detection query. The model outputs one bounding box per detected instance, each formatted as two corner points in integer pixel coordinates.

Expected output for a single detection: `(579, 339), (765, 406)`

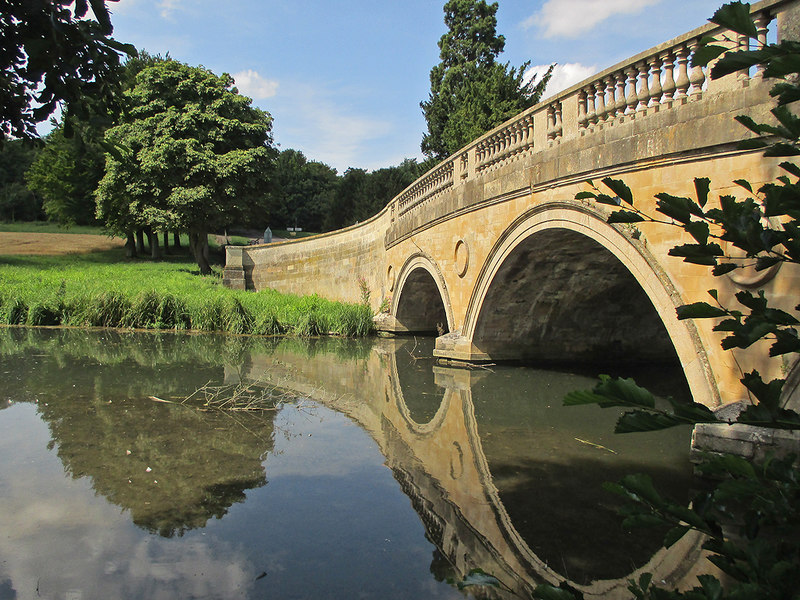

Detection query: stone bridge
(224, 0), (800, 409)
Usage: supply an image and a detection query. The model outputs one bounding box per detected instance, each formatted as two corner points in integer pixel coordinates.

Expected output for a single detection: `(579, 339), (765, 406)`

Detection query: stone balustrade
(475, 113), (535, 172)
(391, 0), (785, 223)
(396, 159), (454, 217)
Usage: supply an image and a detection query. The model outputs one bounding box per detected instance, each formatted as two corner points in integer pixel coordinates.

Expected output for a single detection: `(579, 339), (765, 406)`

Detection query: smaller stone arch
(391, 254), (453, 335)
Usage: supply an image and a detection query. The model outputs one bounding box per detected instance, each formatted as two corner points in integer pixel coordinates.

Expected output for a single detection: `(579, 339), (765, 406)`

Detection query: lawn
(0, 239), (373, 336)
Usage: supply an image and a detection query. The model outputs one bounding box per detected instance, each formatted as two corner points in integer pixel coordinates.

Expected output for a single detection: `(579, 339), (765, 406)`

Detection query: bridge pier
(433, 332), (491, 363)
(222, 246), (247, 290)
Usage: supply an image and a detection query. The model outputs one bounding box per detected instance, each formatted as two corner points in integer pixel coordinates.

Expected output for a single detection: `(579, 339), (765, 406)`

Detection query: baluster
(648, 56), (663, 108)
(606, 76), (618, 120)
(674, 44), (690, 103)
(615, 71), (627, 119)
(577, 89), (588, 130)
(588, 85), (599, 127)
(546, 105), (556, 141)
(554, 103), (563, 139)
(687, 39), (705, 99)
(661, 50), (676, 107)
(625, 66), (639, 116)
(754, 11), (770, 78)
(507, 124), (516, 156)
(524, 115), (535, 150)
(636, 60), (650, 113)
(512, 121), (523, 155)
(738, 32), (750, 85)
(594, 80), (606, 124)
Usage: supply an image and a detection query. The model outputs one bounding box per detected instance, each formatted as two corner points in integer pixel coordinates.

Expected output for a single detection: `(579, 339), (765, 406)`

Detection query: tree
(355, 159), (423, 222)
(24, 51), (167, 239)
(95, 60), (275, 273)
(0, 0), (135, 141)
(524, 4), (800, 599)
(420, 0), (552, 160)
(265, 149), (338, 233)
(0, 139), (41, 221)
(26, 124), (104, 225)
(324, 167), (367, 231)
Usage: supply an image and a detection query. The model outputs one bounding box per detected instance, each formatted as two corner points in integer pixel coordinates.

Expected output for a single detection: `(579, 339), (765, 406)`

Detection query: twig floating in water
(574, 437), (616, 454)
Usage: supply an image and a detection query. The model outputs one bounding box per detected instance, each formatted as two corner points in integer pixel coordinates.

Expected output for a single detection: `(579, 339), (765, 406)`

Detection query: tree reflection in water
(1, 328), (277, 537)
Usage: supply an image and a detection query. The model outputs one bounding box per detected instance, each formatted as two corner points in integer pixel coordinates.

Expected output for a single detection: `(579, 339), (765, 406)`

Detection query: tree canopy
(0, 140), (41, 221)
(421, 0), (552, 160)
(96, 60), (275, 273)
(0, 0), (134, 141)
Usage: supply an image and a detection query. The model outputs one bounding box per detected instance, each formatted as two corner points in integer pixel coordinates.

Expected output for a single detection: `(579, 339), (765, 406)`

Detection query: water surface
(0, 328), (700, 599)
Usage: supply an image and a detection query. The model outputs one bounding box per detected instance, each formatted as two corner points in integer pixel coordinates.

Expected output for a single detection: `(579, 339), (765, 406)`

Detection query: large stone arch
(462, 201), (719, 407)
(391, 253), (453, 335)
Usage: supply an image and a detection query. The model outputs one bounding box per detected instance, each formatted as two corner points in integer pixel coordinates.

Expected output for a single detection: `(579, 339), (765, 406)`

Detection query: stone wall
(224, 208), (391, 308)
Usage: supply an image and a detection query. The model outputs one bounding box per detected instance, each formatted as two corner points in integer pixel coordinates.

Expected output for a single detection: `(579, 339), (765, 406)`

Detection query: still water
(0, 328), (701, 599)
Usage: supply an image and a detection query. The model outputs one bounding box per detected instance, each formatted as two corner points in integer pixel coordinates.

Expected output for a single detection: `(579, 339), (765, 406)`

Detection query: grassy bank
(0, 221), (109, 235)
(0, 251), (374, 336)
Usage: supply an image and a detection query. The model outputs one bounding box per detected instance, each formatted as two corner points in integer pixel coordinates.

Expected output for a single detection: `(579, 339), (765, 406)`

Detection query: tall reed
(0, 253), (375, 337)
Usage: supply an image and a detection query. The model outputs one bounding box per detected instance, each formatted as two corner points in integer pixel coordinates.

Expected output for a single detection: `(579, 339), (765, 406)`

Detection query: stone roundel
(387, 264), (396, 292)
(454, 239), (469, 278)
(724, 218), (782, 288)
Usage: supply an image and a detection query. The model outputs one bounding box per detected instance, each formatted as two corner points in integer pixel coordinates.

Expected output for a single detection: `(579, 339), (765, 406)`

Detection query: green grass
(0, 222), (252, 248)
(0, 221), (110, 235)
(271, 229), (317, 239)
(0, 250), (374, 337)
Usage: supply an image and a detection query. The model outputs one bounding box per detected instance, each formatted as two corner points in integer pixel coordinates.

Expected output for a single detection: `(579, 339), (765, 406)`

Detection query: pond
(0, 328), (702, 599)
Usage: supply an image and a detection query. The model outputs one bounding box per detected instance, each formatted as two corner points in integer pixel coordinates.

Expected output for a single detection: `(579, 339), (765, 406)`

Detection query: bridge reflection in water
(240, 336), (706, 599)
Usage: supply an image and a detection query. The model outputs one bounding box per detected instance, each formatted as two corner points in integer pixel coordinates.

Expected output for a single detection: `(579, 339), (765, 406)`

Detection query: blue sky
(108, 0), (724, 172)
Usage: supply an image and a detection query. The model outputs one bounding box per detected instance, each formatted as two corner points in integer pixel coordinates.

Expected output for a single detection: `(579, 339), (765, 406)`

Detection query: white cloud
(158, 0), (182, 18)
(526, 62), (598, 100)
(524, 0), (661, 38)
(274, 83), (393, 173)
(233, 70), (280, 100)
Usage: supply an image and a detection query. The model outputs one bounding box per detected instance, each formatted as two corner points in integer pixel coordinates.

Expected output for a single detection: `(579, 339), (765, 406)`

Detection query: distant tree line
(0, 49), (427, 273)
(1, 0), (546, 274)
(0, 101), (427, 232)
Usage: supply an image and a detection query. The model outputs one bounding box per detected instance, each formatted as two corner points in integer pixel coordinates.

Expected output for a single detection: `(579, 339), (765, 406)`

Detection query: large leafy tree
(421, 0), (552, 160)
(96, 60), (275, 274)
(24, 51), (166, 231)
(0, 0), (134, 141)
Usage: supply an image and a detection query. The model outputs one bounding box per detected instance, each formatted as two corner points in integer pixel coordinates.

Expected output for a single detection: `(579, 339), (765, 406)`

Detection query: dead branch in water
(149, 378), (301, 413)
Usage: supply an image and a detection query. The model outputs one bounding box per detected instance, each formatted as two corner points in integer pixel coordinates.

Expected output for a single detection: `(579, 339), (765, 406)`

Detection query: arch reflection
(243, 337), (705, 599)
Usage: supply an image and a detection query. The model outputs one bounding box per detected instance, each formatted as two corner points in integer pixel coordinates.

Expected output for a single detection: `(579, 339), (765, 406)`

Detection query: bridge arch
(463, 201), (718, 407)
(391, 253), (453, 335)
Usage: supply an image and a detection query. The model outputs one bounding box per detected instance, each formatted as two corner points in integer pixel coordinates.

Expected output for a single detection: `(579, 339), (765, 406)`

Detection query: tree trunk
(135, 229), (145, 254)
(147, 228), (161, 259)
(189, 230), (212, 274)
(173, 230), (181, 249)
(162, 230), (170, 254)
(125, 232), (137, 258)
